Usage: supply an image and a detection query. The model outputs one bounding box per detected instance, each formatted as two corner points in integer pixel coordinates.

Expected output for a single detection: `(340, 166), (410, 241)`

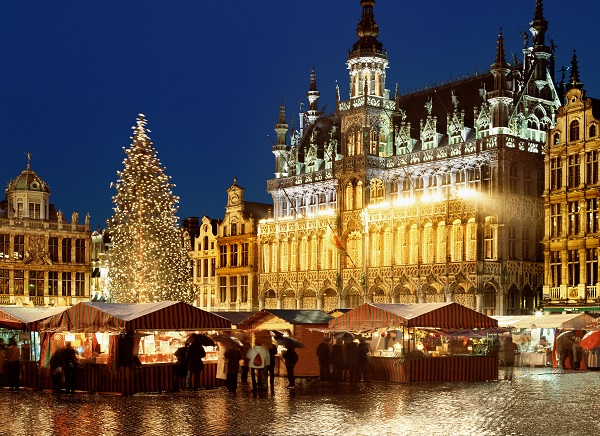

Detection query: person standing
(6, 338), (20, 391)
(62, 342), (79, 394)
(331, 339), (344, 383)
(173, 342), (189, 392)
(0, 338), (6, 385)
(247, 342), (269, 392)
(186, 338), (206, 391)
(343, 339), (359, 382)
(224, 346), (242, 393)
(316, 337), (331, 381)
(357, 338), (371, 382)
(240, 339), (251, 386)
(502, 336), (519, 381)
(572, 337), (583, 370)
(266, 341), (277, 390)
(282, 347), (298, 389)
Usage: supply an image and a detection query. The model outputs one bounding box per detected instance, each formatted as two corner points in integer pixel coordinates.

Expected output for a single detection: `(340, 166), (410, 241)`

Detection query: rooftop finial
(530, 0), (548, 47)
(493, 27), (507, 68)
(569, 50), (582, 89)
(25, 151), (32, 169)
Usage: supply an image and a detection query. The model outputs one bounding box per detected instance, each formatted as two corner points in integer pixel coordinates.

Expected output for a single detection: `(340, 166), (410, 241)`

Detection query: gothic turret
(272, 102), (290, 178)
(306, 67), (320, 125)
(347, 0), (388, 99)
(528, 0), (552, 88)
(567, 50), (583, 91)
(488, 29), (512, 129)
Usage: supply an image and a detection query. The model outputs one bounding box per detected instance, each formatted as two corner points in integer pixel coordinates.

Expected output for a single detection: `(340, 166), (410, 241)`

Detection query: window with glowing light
(48, 271), (58, 296)
(586, 198), (598, 233)
(437, 223), (446, 263)
(230, 276), (237, 302)
(14, 270), (24, 295)
(14, 235), (24, 260)
(0, 234), (8, 260)
(567, 154), (581, 188)
(550, 203), (562, 237)
(219, 277), (227, 303)
(586, 249), (597, 287)
(240, 276), (248, 303)
(586, 151), (598, 185)
(230, 244), (238, 267)
(549, 251), (561, 287)
(484, 217), (495, 260)
(567, 250), (580, 287)
(568, 201), (580, 235)
(451, 221), (463, 262)
(0, 269), (8, 294)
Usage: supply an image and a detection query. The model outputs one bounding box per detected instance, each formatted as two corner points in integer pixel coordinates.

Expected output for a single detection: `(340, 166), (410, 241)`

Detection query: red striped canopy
(0, 306), (71, 331)
(329, 303), (498, 331)
(39, 301), (231, 332)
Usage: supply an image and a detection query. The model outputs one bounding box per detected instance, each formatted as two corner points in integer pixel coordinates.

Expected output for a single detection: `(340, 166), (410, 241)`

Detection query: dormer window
(590, 124), (597, 138)
(553, 133), (560, 145)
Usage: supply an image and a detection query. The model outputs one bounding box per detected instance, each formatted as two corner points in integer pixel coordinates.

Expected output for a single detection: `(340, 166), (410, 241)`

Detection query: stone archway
(372, 287), (386, 304)
(422, 284), (444, 303)
(453, 285), (475, 310)
(264, 289), (277, 309)
(323, 288), (339, 312)
(281, 289), (296, 309)
(346, 287), (363, 309)
(392, 285), (417, 304)
(301, 289), (317, 309)
(481, 282), (497, 316)
(506, 284), (520, 315)
(521, 285), (536, 315)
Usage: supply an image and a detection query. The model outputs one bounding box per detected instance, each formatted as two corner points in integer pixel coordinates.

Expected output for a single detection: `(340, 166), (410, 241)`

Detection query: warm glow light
(65, 333), (75, 342)
(456, 188), (478, 199)
(416, 342), (424, 351)
(392, 197), (416, 207)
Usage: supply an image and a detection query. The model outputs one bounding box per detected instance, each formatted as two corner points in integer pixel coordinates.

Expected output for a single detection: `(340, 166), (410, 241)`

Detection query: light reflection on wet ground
(1, 367), (600, 436)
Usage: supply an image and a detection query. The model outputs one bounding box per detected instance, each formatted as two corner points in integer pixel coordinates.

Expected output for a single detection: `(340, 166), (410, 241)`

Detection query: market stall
(0, 305), (71, 389)
(38, 301), (231, 394)
(492, 313), (594, 368)
(237, 309), (334, 377)
(328, 302), (499, 383)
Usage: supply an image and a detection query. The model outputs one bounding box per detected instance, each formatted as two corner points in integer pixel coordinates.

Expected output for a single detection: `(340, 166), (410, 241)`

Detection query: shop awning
(39, 301), (231, 333)
(328, 303), (498, 331)
(492, 313), (594, 330)
(0, 306), (71, 331)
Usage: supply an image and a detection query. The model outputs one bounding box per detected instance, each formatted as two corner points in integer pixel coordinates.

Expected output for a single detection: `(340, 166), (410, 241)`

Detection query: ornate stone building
(543, 53), (600, 313)
(0, 158), (91, 306)
(257, 0), (561, 315)
(190, 179), (270, 311)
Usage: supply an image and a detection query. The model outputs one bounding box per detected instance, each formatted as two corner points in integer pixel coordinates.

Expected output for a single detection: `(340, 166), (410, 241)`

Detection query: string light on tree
(107, 114), (194, 303)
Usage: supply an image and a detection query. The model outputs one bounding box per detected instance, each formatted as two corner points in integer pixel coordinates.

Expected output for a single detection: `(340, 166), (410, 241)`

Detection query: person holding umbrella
(316, 337), (332, 382)
(282, 346), (298, 389)
(247, 340), (269, 392)
(224, 346), (243, 393)
(186, 335), (206, 391)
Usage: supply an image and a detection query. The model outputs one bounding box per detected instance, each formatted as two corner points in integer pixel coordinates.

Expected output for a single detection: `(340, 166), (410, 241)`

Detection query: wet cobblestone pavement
(1, 367), (600, 436)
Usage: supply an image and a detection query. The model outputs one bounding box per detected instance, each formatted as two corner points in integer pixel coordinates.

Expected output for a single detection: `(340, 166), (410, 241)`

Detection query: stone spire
(568, 50), (583, 90)
(272, 100), (290, 178)
(530, 0), (548, 49)
(306, 67), (320, 125)
(349, 0), (384, 59)
(489, 29), (512, 129)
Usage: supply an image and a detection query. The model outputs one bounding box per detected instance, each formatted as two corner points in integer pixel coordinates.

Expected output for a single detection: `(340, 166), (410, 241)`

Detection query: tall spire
(275, 99), (288, 145)
(530, 0), (548, 48)
(272, 100), (290, 179)
(306, 67), (320, 124)
(568, 50), (583, 89)
(493, 28), (507, 70)
(349, 0), (384, 58)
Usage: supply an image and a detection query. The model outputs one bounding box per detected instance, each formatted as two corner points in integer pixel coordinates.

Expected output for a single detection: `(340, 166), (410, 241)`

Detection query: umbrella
(556, 330), (575, 350)
(580, 330), (600, 350)
(334, 331), (354, 342)
(276, 336), (305, 349)
(190, 333), (215, 347)
(212, 335), (242, 349)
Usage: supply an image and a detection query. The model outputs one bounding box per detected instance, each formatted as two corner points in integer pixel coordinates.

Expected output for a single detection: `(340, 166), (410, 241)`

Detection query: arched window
(437, 222), (446, 263)
(370, 179), (385, 204)
(553, 133), (560, 145)
(409, 224), (419, 264)
(451, 220), (463, 262)
(570, 120), (580, 141)
(422, 223), (433, 264)
(590, 124), (597, 138)
(356, 181), (364, 209)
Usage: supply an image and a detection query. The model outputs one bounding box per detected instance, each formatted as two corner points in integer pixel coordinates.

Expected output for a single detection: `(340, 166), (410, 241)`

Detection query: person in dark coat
(266, 342), (277, 389)
(173, 343), (189, 392)
(6, 337), (20, 390)
(186, 338), (206, 391)
(49, 347), (66, 393)
(356, 338), (371, 382)
(316, 337), (331, 381)
(343, 339), (359, 382)
(224, 347), (243, 393)
(240, 339), (251, 385)
(62, 342), (79, 394)
(282, 347), (298, 389)
(330, 339), (344, 383)
(572, 338), (583, 370)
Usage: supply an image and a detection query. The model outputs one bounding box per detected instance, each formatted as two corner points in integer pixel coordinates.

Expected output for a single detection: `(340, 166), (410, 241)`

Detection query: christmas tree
(107, 114), (195, 303)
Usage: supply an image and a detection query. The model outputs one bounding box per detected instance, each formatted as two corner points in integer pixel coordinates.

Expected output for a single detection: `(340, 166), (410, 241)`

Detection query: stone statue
(57, 210), (64, 223)
(72, 211), (78, 224)
(85, 213), (90, 226)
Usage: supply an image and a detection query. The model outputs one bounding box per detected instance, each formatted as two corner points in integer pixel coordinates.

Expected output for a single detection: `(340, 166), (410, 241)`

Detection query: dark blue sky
(1, 1), (598, 229)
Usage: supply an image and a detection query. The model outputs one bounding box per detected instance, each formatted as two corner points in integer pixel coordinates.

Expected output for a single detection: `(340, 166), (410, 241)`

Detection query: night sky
(1, 1), (598, 229)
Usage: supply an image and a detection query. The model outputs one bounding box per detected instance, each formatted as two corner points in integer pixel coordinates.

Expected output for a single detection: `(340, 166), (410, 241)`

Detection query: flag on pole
(326, 225), (355, 267)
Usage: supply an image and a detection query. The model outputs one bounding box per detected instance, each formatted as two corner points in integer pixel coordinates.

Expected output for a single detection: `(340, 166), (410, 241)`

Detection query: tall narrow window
(75, 272), (85, 297)
(28, 271), (44, 297)
(508, 225), (517, 259)
(567, 250), (580, 287)
(48, 271), (58, 296)
(409, 225), (419, 264)
(75, 239), (86, 263)
(550, 203), (562, 237)
(230, 244), (238, 267)
(586, 249), (598, 287)
(62, 238), (72, 263)
(570, 120), (580, 141)
(550, 158), (562, 190)
(240, 276), (248, 302)
(49, 237), (59, 262)
(229, 276), (237, 302)
(219, 277), (227, 303)
(590, 124), (597, 138)
(0, 234), (9, 260)
(62, 272), (71, 296)
(451, 221), (463, 262)
(587, 198), (598, 233)
(219, 245), (227, 267)
(568, 201), (580, 236)
(14, 270), (24, 295)
(466, 219), (477, 261)
(202, 259), (209, 278)
(231, 223), (237, 236)
(587, 151), (598, 185)
(567, 154), (581, 188)
(0, 269), (8, 294)
(14, 235), (24, 260)
(484, 218), (495, 260)
(549, 251), (561, 287)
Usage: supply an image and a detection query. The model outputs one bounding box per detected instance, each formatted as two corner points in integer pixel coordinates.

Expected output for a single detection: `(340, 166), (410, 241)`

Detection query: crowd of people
(316, 336), (371, 383)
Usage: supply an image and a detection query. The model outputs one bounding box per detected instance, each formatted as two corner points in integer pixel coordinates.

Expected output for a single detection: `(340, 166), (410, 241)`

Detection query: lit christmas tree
(107, 114), (195, 303)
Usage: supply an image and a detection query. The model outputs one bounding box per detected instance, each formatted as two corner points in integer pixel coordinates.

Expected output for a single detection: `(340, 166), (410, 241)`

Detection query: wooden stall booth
(329, 302), (499, 383)
(38, 301), (231, 395)
(0, 306), (71, 389)
(237, 309), (334, 377)
(493, 313), (594, 368)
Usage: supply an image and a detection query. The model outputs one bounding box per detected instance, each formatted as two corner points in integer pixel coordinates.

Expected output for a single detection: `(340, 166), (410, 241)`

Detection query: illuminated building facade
(257, 0), (560, 315)
(190, 179), (270, 311)
(543, 54), (600, 312)
(0, 158), (91, 306)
